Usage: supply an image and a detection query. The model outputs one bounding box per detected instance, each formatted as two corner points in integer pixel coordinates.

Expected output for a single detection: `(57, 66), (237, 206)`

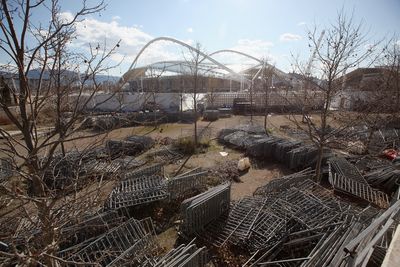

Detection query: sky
(1, 0), (400, 76)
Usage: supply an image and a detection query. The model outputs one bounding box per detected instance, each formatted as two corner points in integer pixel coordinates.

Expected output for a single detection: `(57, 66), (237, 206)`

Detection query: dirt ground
(0, 114), (297, 158)
(0, 114), (294, 206)
(230, 162), (290, 200)
(156, 227), (178, 252)
(0, 114), (296, 256)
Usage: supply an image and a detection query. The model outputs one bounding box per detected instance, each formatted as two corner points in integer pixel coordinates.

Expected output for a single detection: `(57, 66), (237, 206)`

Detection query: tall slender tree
(0, 1), (123, 265)
(287, 11), (381, 181)
(184, 42), (206, 147)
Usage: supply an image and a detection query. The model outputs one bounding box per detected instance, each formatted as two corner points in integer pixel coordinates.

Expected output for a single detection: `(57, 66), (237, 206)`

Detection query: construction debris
(65, 217), (157, 266)
(174, 169), (400, 267)
(123, 163), (164, 181)
(219, 125), (331, 171)
(253, 168), (315, 196)
(80, 114), (130, 131)
(202, 196), (270, 248)
(84, 159), (122, 176)
(343, 200), (400, 267)
(61, 210), (125, 246)
(329, 157), (369, 185)
(209, 160), (241, 183)
(330, 174), (390, 209)
(106, 164), (209, 209)
(106, 164), (168, 209)
(114, 155), (146, 170)
(41, 150), (99, 190)
(4, 117), (400, 267)
(106, 135), (154, 158)
(140, 239), (209, 267)
(168, 168), (208, 200)
(0, 158), (12, 183)
(203, 110), (219, 121)
(39, 146), (146, 192)
(146, 145), (184, 163)
(202, 178), (344, 251)
(180, 183), (231, 236)
(364, 165), (400, 194)
(329, 157), (389, 208)
(368, 128), (400, 154)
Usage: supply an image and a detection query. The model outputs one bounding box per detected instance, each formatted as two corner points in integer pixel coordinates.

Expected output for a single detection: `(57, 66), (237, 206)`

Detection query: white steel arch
(208, 49), (262, 64)
(143, 60), (228, 77)
(128, 37), (250, 83)
(126, 37), (243, 81)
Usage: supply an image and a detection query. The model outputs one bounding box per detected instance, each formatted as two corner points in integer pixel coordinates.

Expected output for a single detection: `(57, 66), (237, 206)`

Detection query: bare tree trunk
(264, 103), (268, 130)
(315, 145), (324, 183)
(0, 1), (122, 264)
(315, 86), (330, 181)
(184, 42), (205, 149)
(250, 82), (253, 122)
(194, 75), (198, 147)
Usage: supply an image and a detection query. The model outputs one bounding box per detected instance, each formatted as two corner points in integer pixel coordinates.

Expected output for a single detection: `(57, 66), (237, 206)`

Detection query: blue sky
(1, 0), (400, 76)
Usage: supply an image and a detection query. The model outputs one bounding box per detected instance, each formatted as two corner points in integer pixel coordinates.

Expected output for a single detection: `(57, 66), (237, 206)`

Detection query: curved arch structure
(141, 60), (234, 79)
(123, 37), (291, 91)
(208, 49), (262, 64)
(208, 50), (288, 78)
(126, 37), (243, 81)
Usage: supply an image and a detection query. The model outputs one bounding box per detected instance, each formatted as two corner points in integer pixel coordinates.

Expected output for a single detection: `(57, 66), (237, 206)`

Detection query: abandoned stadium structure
(79, 36), (324, 113)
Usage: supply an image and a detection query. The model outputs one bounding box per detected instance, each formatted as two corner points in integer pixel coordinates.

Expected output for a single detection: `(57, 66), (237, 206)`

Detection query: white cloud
(74, 19), (151, 48)
(187, 27), (193, 33)
(109, 53), (125, 63)
(396, 40), (400, 47)
(58, 12), (74, 23)
(112, 15), (121, 20)
(233, 39), (274, 53)
(297, 22), (307, 27)
(54, 12), (280, 75)
(280, 33), (302, 42)
(210, 39), (275, 72)
(57, 12), (183, 68)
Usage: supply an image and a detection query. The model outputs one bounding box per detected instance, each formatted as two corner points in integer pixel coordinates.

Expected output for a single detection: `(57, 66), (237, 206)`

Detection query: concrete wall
(69, 92), (205, 112)
(331, 90), (392, 111)
(69, 90), (326, 113)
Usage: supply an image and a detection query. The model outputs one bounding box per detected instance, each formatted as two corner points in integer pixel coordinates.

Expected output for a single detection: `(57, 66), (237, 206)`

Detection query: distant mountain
(25, 69), (120, 84)
(94, 74), (120, 84)
(26, 69), (78, 80)
(0, 70), (18, 79)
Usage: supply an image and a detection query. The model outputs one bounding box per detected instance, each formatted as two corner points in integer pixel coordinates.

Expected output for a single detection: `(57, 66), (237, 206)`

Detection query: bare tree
(184, 42), (206, 147)
(286, 11), (380, 181)
(260, 59), (275, 130)
(0, 0), (123, 265)
(177, 73), (187, 120)
(205, 86), (217, 110)
(381, 37), (400, 108)
(139, 65), (166, 128)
